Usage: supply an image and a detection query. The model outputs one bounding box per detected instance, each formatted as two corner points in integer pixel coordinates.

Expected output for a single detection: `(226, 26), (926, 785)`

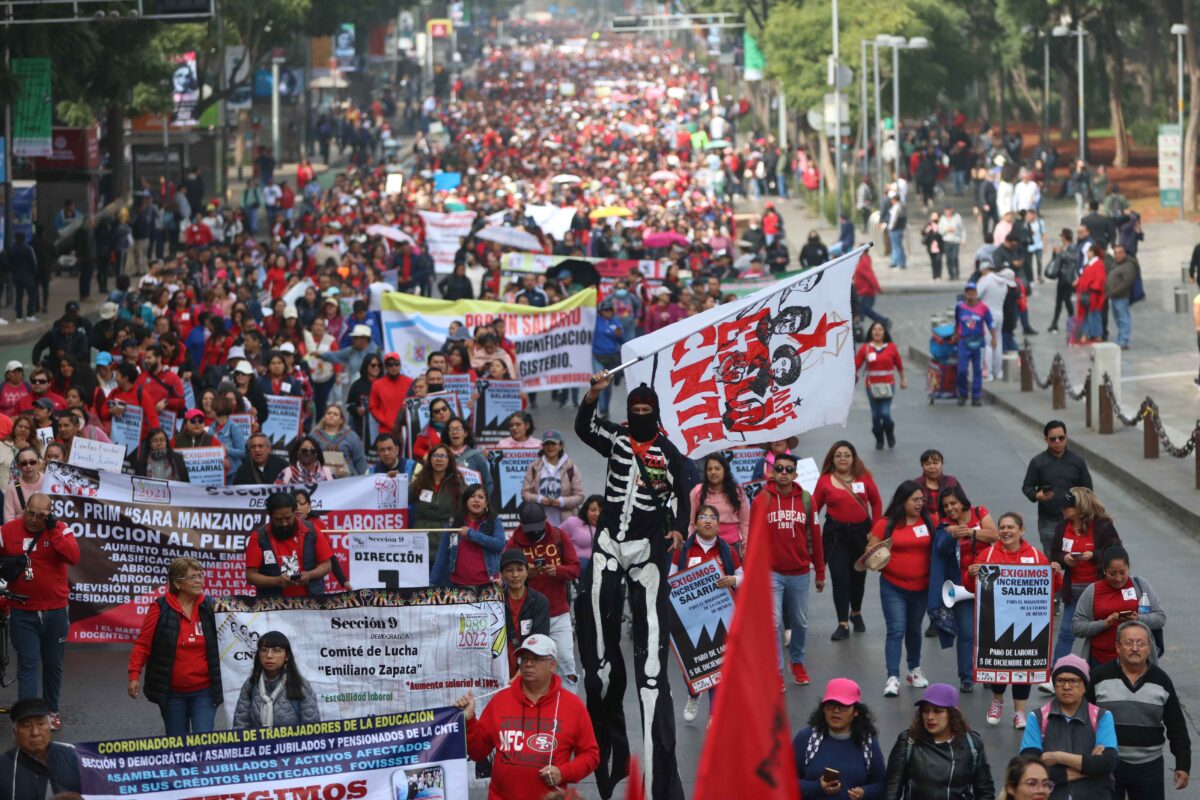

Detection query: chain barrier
(1100, 374), (1200, 457)
(1023, 348), (1056, 390)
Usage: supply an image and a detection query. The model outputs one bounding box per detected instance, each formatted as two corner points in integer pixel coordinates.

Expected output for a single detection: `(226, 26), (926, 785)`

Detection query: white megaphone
(942, 580), (975, 608)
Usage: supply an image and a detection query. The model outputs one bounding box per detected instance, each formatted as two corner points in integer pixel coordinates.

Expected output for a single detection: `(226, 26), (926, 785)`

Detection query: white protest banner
(795, 456), (819, 494)
(623, 248), (862, 458)
(75, 707), (468, 800)
(347, 532), (429, 588)
(973, 563), (1054, 685)
(109, 404), (144, 455)
(215, 588), (509, 721)
(667, 560), (735, 694)
(158, 409), (178, 435)
(441, 372), (473, 420)
(44, 462), (408, 642)
(36, 425), (54, 449)
(474, 378), (523, 444)
(382, 290), (596, 390)
(417, 209), (476, 273)
(385, 172), (405, 194)
(177, 445), (226, 487)
(486, 448), (539, 530)
(67, 439), (126, 473)
(262, 393), (303, 448)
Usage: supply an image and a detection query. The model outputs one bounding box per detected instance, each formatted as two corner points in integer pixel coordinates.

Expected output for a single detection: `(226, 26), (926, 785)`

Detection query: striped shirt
(1088, 661), (1191, 772)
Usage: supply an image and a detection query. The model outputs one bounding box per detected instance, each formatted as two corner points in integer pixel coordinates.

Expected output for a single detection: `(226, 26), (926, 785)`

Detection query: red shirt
(872, 517), (933, 592)
(451, 522), (491, 586)
(245, 526), (335, 597)
(101, 384), (160, 435)
(0, 380), (31, 418)
(0, 519), (79, 610)
(949, 505), (989, 585)
(855, 342), (904, 386)
(750, 482), (823, 579)
(1089, 578), (1139, 663)
(1061, 523), (1099, 584)
(127, 591), (211, 693)
(136, 369), (187, 414)
(813, 473), (882, 525)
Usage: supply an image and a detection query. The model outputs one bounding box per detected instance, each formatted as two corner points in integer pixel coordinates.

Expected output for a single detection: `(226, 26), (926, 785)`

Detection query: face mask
(628, 411), (658, 443)
(427, 383), (444, 394)
(150, 448), (167, 459)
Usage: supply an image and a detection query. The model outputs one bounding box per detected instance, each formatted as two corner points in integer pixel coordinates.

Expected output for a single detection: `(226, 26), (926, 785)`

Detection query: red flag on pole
(693, 508), (800, 800)
(624, 756), (645, 800)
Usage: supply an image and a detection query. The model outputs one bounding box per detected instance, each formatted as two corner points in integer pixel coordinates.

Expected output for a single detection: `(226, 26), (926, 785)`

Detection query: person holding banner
(1070, 545), (1165, 668)
(965, 512), (1060, 728)
(410, 444), (465, 555)
(274, 435), (334, 485)
(291, 488), (350, 590)
(132, 429), (191, 482)
(815, 441), (882, 642)
(128, 557), (221, 735)
(245, 492), (333, 598)
(231, 630), (321, 729)
(232, 433), (287, 485)
(509, 501), (581, 685)
(3, 448), (44, 523)
(792, 678), (886, 799)
(688, 454), (750, 551)
(431, 484), (505, 589)
(457, 634), (599, 800)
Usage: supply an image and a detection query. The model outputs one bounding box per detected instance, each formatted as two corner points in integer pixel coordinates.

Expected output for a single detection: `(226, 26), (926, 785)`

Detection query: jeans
(824, 521), (869, 623)
(245, 206), (259, 236)
(944, 242), (961, 280)
(956, 342), (983, 400)
(1054, 583), (1089, 662)
(1111, 297), (1131, 347)
(158, 689), (218, 736)
(312, 380), (335, 419)
(773, 572), (811, 671)
(880, 576), (925, 678)
(1083, 309), (1103, 339)
(859, 294), (889, 327)
(867, 393), (893, 442)
(548, 612), (578, 681)
(13, 280), (36, 319)
(952, 169), (967, 196)
(888, 230), (906, 268)
(9, 607), (70, 711)
(987, 313), (1004, 378)
(1113, 756), (1164, 800)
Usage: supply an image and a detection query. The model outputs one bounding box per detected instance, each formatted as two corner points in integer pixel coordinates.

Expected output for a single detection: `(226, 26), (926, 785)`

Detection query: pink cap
(821, 677), (861, 706)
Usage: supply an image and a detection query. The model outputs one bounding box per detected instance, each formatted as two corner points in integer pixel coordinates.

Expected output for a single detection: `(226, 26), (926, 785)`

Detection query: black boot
(873, 424), (884, 450)
(884, 420), (896, 449)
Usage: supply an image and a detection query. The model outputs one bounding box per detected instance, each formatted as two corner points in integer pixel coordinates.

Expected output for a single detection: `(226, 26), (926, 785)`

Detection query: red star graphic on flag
(787, 313), (846, 353)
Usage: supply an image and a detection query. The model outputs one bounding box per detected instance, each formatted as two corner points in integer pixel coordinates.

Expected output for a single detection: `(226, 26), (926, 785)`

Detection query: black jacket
(32, 327), (91, 369)
(1021, 448), (1094, 521)
(0, 742), (82, 800)
(884, 731), (995, 800)
(505, 587), (550, 655)
(233, 454), (288, 485)
(438, 273), (474, 301)
(142, 595), (222, 706)
(133, 448), (191, 482)
(1081, 212), (1116, 250)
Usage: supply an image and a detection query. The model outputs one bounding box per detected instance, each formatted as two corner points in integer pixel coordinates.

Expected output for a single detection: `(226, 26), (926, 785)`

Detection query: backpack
(1038, 702), (1101, 737)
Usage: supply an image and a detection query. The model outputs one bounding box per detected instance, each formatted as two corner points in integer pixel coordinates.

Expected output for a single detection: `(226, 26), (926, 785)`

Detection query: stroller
(927, 321), (958, 402)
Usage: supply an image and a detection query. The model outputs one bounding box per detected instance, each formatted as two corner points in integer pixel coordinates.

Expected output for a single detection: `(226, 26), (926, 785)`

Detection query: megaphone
(942, 580), (975, 608)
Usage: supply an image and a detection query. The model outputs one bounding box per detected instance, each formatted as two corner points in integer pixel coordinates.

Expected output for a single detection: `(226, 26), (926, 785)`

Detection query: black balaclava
(626, 383), (661, 443)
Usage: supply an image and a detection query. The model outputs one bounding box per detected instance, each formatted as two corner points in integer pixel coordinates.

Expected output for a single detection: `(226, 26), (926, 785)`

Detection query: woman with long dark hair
(443, 415), (492, 496)
(688, 454), (749, 551)
(813, 440), (882, 641)
(867, 480), (935, 697)
(430, 484), (505, 588)
(274, 434), (333, 484)
(231, 630), (320, 728)
(1049, 487), (1121, 668)
(132, 428), (191, 482)
(883, 683), (995, 799)
(793, 678), (886, 798)
(409, 444), (465, 560)
(347, 353), (382, 446)
(561, 494), (601, 577)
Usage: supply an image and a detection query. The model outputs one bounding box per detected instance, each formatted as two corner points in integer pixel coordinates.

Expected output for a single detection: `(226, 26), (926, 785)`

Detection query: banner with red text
(622, 249), (861, 458)
(44, 462), (407, 642)
(417, 209), (476, 273)
(380, 289), (596, 390)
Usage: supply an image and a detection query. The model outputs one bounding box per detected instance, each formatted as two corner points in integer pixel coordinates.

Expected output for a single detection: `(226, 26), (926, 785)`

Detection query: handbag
(867, 382), (895, 400)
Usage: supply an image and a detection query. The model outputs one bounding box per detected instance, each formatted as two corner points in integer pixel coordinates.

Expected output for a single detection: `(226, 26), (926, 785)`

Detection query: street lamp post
(1053, 23), (1087, 163)
(873, 38), (883, 192)
(876, 34), (928, 179)
(1172, 23), (1188, 218)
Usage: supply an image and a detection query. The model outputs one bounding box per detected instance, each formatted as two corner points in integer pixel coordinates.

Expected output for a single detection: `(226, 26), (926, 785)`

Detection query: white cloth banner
(214, 589), (509, 722)
(418, 210), (476, 273)
(622, 248), (862, 457)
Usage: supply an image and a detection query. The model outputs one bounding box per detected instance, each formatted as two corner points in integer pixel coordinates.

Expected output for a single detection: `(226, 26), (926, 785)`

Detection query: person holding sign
(431, 484), (505, 589)
(101, 362), (160, 442)
(245, 492), (333, 598)
(444, 415), (492, 496)
(965, 512), (1060, 729)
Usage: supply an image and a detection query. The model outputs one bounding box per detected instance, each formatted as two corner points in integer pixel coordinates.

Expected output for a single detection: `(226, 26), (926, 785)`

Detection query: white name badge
(913, 524), (929, 538)
(520, 619), (532, 636)
(688, 556), (702, 568)
(867, 351), (877, 362)
(262, 551), (277, 565)
(1020, 556), (1035, 564)
(1061, 538), (1074, 553)
(419, 489), (434, 502)
(282, 382), (292, 393)
(1121, 587), (1138, 602)
(852, 481), (865, 493)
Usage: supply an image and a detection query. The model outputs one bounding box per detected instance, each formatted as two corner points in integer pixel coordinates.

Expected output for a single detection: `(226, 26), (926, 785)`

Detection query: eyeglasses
(1047, 435), (1066, 442)
(24, 510), (48, 519)
(297, 448), (317, 455)
(369, 363), (382, 369)
(1020, 778), (1055, 791)
(31, 379), (48, 385)
(260, 646), (286, 655)
(1054, 676), (1083, 687)
(18, 460), (39, 467)
(430, 453), (449, 459)
(697, 513), (719, 521)
(774, 466), (796, 474)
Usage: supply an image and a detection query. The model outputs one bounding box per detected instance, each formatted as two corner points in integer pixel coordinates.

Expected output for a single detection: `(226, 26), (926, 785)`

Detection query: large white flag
(622, 247), (862, 458)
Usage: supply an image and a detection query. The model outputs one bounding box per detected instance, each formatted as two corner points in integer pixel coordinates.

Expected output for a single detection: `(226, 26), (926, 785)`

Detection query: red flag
(693, 511), (800, 800)
(624, 756), (645, 800)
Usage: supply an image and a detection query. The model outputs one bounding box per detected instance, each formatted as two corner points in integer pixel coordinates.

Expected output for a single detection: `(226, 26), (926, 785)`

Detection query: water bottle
(1138, 593), (1151, 617)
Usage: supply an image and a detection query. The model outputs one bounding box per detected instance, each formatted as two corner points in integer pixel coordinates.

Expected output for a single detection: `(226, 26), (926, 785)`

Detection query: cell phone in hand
(823, 767), (840, 783)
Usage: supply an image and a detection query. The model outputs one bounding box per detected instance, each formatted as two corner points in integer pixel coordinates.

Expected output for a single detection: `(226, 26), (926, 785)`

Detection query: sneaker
(0, 318), (8, 325)
(986, 700), (1003, 726)
(851, 615), (866, 633)
(884, 676), (900, 697)
(791, 663), (811, 685)
(907, 668), (929, 688)
(1013, 712), (1027, 730)
(24, 316), (36, 322)
(783, 629), (791, 647)
(831, 625), (850, 641)
(971, 398), (983, 407)
(1037, 681), (1055, 694)
(48, 712), (62, 731)
(960, 679), (974, 694)
(683, 696), (700, 722)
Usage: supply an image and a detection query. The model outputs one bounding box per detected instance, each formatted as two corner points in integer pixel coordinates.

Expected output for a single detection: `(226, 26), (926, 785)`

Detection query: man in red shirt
(244, 492), (332, 598)
(0, 492), (80, 730)
(135, 345), (187, 415)
(0, 360), (31, 418)
(749, 451), (823, 687)
(369, 352), (413, 434)
(507, 502), (581, 686)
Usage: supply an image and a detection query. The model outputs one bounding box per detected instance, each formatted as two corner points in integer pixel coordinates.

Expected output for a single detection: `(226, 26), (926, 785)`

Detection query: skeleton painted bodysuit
(573, 389), (692, 800)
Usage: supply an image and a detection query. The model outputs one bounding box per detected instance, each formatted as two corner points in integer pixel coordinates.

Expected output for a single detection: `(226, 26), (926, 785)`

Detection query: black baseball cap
(9, 697), (51, 722)
(518, 501), (546, 533)
(500, 548), (528, 569)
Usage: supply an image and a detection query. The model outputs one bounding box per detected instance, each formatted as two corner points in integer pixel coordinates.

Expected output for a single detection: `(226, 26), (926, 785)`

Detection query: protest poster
(742, 479), (766, 503)
(407, 392), (461, 434)
(177, 446), (226, 487)
(441, 372), (473, 420)
(170, 52), (200, 126)
(667, 560), (735, 694)
(473, 378), (523, 444)
(215, 588), (508, 721)
(158, 409), (177, 435)
(44, 462), (408, 642)
(458, 465), (481, 485)
(75, 707), (468, 800)
(973, 563), (1054, 685)
(262, 394), (303, 448)
(382, 290), (596, 390)
(109, 404), (144, 455)
(230, 412), (252, 441)
(416, 210), (476, 273)
(67, 439), (126, 473)
(486, 448), (539, 530)
(726, 446), (763, 485)
(182, 380), (197, 414)
(36, 425), (55, 449)
(347, 532), (429, 588)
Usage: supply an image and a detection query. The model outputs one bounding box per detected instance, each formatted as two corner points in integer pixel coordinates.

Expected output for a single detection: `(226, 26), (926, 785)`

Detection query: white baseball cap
(233, 361), (255, 375)
(5, 360), (23, 373)
(515, 633), (557, 660)
(278, 342), (296, 354)
(350, 324), (373, 338)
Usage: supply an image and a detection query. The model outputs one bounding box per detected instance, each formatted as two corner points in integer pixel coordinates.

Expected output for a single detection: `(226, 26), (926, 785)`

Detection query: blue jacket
(793, 726), (886, 800)
(214, 417), (248, 477)
(1, 742), (82, 799)
(429, 517), (506, 586)
(592, 316), (624, 357)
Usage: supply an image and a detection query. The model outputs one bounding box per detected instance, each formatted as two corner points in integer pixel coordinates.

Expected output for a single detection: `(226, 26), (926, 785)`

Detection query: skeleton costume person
(574, 374), (693, 800)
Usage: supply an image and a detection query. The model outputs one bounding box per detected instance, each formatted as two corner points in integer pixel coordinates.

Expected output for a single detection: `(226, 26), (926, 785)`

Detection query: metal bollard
(1098, 385), (1113, 434)
(1084, 382), (1092, 429)
(1002, 353), (1018, 382)
(1176, 287), (1191, 314)
(1020, 348), (1033, 392)
(1052, 367), (1065, 410)
(1143, 411), (1159, 459)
